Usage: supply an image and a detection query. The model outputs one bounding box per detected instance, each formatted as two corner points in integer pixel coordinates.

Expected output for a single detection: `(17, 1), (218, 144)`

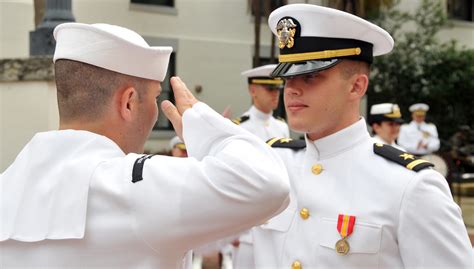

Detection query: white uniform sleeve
(398, 169), (472, 268)
(426, 124), (440, 153)
(129, 102), (290, 254)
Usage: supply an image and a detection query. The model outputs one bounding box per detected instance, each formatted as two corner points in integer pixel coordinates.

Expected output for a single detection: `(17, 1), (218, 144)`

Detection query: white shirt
(398, 121), (440, 155)
(239, 106), (289, 141)
(252, 118), (472, 268)
(0, 102), (290, 269)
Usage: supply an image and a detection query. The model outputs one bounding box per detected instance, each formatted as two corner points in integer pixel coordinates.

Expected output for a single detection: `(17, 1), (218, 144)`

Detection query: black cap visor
(369, 115), (404, 125)
(270, 59), (341, 78)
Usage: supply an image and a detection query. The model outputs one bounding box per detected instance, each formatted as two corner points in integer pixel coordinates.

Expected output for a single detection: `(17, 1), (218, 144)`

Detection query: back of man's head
(53, 23), (173, 123)
(55, 60), (148, 122)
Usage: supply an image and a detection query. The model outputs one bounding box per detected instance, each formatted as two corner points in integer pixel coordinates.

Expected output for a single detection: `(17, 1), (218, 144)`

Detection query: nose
(284, 79), (302, 97)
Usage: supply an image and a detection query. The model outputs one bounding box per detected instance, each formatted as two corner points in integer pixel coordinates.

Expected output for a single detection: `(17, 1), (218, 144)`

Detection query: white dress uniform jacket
(0, 102), (290, 269)
(398, 121), (440, 155)
(252, 118), (472, 268)
(239, 106), (289, 141)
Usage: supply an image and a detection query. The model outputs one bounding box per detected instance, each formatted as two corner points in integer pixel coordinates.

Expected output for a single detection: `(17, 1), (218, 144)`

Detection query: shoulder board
(132, 154), (156, 183)
(276, 116), (286, 123)
(373, 143), (434, 172)
(266, 137), (306, 150)
(231, 115), (250, 125)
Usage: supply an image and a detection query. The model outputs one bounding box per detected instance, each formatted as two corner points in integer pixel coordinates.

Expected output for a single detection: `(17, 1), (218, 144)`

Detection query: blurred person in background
(368, 103), (404, 150)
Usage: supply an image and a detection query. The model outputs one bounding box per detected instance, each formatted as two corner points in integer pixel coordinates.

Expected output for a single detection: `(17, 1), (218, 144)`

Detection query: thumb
(161, 100), (183, 139)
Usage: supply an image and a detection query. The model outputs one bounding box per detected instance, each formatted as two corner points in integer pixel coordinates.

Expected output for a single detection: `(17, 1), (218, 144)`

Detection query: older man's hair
(55, 60), (149, 121)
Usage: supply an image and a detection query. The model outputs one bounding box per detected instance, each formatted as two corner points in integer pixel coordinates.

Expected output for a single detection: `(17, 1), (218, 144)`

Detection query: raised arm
(128, 77), (290, 253)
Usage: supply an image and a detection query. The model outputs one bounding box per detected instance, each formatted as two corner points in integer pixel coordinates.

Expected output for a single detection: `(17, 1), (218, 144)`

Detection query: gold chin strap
(279, 47), (361, 63)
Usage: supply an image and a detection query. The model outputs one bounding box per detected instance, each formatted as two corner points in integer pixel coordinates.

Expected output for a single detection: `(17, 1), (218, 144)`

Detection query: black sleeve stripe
(132, 154), (155, 183)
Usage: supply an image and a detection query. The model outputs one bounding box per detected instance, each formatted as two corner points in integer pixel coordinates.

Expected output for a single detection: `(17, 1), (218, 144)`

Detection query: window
(447, 0), (473, 21)
(153, 53), (176, 131)
(131, 0), (174, 8)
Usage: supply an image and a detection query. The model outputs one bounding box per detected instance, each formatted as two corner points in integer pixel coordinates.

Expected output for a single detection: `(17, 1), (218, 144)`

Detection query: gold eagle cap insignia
(277, 18), (297, 49)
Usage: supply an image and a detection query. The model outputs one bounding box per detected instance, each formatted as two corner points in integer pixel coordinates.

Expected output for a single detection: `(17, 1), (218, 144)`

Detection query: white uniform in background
(225, 65), (289, 269)
(372, 135), (405, 151)
(239, 106), (289, 141)
(0, 102), (290, 268)
(398, 120), (440, 155)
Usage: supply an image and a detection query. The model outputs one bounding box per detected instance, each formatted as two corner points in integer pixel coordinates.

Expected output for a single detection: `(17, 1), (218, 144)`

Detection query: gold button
(311, 164), (323, 175)
(292, 260), (302, 269)
(300, 208), (310, 220)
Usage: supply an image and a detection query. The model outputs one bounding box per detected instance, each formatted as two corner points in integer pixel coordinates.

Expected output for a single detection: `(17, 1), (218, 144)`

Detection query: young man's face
(283, 63), (354, 136)
(250, 84), (281, 114)
(412, 113), (426, 123)
(372, 121), (401, 144)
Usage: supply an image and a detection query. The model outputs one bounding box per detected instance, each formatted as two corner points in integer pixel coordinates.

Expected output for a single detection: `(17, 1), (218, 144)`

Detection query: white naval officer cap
(53, 23), (173, 81)
(268, 4), (394, 77)
(409, 103), (430, 115)
(369, 103), (404, 125)
(169, 136), (186, 150)
(241, 64), (284, 86)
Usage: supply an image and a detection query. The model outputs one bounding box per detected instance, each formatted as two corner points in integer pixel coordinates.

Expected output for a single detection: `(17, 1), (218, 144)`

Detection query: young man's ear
(119, 86), (139, 122)
(248, 84), (258, 97)
(349, 73), (368, 100)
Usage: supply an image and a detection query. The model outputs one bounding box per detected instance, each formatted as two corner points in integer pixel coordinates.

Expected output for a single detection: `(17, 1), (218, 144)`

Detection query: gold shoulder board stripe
(406, 159), (432, 170)
(266, 137), (281, 146)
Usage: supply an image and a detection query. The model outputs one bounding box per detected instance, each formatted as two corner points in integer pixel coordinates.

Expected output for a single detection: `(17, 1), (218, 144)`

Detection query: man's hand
(161, 77), (198, 140)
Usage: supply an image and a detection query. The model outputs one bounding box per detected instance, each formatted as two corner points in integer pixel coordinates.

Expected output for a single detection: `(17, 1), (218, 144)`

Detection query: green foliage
(368, 0), (474, 142)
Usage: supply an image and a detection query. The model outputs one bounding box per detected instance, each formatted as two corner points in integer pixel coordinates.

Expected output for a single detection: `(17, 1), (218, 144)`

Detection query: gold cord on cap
(279, 47), (361, 63)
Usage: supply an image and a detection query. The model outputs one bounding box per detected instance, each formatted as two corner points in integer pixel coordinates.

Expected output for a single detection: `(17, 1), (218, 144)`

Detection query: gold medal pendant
(335, 237), (350, 256)
(336, 214), (356, 256)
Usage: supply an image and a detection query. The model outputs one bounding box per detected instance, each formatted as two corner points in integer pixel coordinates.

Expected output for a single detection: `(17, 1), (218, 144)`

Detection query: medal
(335, 238), (350, 255)
(336, 214), (356, 256)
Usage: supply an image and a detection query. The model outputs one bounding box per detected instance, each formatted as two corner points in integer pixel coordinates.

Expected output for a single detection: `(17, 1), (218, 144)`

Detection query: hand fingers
(161, 100), (183, 139)
(170, 76), (198, 114)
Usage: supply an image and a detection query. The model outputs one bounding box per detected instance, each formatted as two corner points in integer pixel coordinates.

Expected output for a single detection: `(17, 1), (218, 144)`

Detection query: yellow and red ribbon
(337, 214), (356, 238)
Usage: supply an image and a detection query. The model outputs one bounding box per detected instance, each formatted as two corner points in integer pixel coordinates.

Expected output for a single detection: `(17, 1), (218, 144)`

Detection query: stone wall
(0, 57), (54, 82)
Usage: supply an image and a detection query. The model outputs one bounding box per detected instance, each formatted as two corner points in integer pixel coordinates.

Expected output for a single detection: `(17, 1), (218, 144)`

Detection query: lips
(286, 101), (308, 112)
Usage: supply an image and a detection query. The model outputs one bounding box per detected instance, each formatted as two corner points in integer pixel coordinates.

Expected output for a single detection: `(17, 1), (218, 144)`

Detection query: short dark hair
(339, 59), (371, 79)
(54, 60), (148, 121)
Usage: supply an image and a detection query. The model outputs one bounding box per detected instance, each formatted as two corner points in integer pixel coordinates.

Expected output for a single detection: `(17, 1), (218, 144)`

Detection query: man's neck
(307, 115), (360, 141)
(252, 103), (272, 114)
